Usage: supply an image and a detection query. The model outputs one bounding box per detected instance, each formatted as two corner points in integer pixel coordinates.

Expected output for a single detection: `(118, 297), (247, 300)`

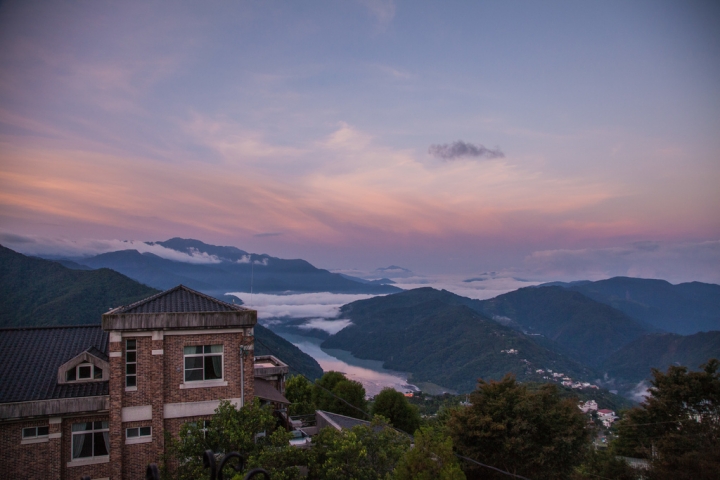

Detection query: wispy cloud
(225, 292), (380, 319)
(525, 240), (720, 284)
(428, 141), (505, 161)
(0, 233), (222, 264)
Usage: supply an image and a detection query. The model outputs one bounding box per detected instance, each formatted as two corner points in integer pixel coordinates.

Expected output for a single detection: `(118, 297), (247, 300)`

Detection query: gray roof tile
(0, 325), (108, 404)
(113, 285), (246, 314)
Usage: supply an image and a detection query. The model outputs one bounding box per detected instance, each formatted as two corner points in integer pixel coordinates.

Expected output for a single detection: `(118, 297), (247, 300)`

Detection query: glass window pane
(72, 423), (93, 432)
(127, 428), (138, 437)
(66, 369), (76, 381)
(94, 431), (109, 456)
(126, 375), (137, 387)
(78, 365), (92, 379)
(184, 346), (203, 355)
(126, 351), (136, 363)
(204, 356), (222, 380)
(207, 345), (223, 353)
(185, 369), (203, 382)
(184, 357), (203, 369)
(22, 427), (36, 438)
(74, 433), (93, 458)
(126, 364), (136, 375)
(126, 339), (136, 350)
(100, 421), (108, 429)
(37, 426), (49, 436)
(94, 366), (103, 379)
(139, 426), (151, 436)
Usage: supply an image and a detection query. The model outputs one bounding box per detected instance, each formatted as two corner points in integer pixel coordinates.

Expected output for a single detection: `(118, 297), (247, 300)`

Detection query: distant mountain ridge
(544, 276), (720, 334)
(60, 238), (402, 296)
(600, 331), (720, 383)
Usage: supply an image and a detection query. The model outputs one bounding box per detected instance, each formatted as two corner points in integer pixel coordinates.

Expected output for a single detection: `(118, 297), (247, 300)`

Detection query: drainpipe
(240, 345), (246, 408)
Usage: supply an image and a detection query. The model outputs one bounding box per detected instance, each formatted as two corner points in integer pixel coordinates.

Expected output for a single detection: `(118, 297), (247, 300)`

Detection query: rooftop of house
(316, 410), (371, 431)
(109, 284), (249, 314)
(0, 325), (108, 404)
(103, 285), (257, 331)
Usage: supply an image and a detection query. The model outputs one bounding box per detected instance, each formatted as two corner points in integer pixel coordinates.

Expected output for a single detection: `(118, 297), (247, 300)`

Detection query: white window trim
(21, 437), (49, 445)
(66, 455), (110, 467)
(126, 435), (153, 445)
(182, 345), (224, 385)
(179, 379), (228, 389)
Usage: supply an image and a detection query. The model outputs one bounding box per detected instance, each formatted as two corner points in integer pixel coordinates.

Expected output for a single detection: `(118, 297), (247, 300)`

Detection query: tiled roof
(0, 325), (108, 404)
(112, 285), (246, 314)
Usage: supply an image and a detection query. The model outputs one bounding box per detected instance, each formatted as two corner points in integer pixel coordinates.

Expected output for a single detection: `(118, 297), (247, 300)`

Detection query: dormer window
(58, 350), (109, 385)
(65, 363), (103, 382)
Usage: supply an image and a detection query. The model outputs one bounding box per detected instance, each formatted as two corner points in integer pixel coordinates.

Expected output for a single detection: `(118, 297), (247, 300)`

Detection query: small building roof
(0, 325), (108, 404)
(254, 378), (290, 404)
(316, 410), (371, 431)
(110, 285), (247, 314)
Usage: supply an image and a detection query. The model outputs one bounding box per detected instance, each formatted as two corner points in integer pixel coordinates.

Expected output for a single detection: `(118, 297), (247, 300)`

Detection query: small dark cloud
(0, 233), (36, 244)
(254, 232), (282, 237)
(428, 140), (504, 161)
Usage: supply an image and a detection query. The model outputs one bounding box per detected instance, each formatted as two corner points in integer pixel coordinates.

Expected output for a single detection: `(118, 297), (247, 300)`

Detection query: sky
(0, 0), (719, 283)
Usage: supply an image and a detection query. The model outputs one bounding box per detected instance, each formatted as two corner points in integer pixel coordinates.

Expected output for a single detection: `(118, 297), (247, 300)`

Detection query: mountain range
(316, 283), (720, 395)
(0, 245), (323, 380)
(546, 277), (720, 334)
(58, 238), (402, 297)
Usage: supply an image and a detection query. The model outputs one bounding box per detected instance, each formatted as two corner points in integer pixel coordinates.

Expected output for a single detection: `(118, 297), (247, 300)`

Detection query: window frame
(21, 426), (50, 444)
(65, 363), (103, 382)
(126, 339), (137, 389)
(125, 426), (152, 445)
(71, 421), (109, 461)
(182, 344), (225, 384)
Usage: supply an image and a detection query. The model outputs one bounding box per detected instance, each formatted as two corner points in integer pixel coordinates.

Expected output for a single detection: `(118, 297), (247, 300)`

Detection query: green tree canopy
(394, 426), (466, 480)
(447, 374), (589, 480)
(285, 374), (315, 416)
(165, 400), (305, 480)
(371, 388), (421, 434)
(308, 415), (411, 480)
(615, 359), (720, 480)
(313, 371), (368, 419)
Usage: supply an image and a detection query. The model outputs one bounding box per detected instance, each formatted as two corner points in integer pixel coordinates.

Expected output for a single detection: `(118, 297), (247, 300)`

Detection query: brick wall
(0, 419), (52, 480)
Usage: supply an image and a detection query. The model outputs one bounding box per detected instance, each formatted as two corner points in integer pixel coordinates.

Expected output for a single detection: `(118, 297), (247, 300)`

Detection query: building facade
(0, 285), (288, 480)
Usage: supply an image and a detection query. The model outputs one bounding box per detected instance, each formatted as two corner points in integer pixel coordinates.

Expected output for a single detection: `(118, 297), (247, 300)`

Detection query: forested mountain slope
(322, 288), (596, 393)
(478, 286), (649, 366)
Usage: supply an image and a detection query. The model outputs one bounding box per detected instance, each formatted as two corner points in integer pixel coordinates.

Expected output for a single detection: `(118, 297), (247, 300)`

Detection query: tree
(371, 388), (421, 434)
(571, 446), (637, 480)
(165, 400), (305, 480)
(614, 359), (720, 480)
(313, 371), (368, 419)
(308, 416), (411, 480)
(394, 427), (466, 480)
(286, 374), (315, 415)
(447, 374), (589, 480)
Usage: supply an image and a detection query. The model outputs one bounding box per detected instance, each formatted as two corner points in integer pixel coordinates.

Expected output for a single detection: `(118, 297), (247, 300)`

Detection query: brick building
(0, 285), (289, 480)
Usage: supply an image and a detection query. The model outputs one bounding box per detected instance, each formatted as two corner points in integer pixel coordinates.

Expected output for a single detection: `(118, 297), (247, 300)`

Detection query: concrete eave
(102, 310), (257, 331)
(0, 395), (109, 420)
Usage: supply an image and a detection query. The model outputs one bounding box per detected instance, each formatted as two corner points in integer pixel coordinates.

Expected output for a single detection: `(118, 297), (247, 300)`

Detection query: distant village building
(578, 400), (598, 413)
(0, 285), (290, 480)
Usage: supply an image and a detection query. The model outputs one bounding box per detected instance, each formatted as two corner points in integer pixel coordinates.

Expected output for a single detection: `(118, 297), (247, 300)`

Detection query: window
(66, 363), (103, 382)
(22, 426), (49, 439)
(126, 339), (137, 388)
(71, 421), (109, 460)
(184, 345), (223, 382)
(126, 426), (151, 438)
